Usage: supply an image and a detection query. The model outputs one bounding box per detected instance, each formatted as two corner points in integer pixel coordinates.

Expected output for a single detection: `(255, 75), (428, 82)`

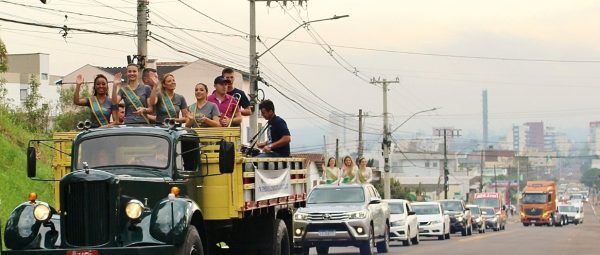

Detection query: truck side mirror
(27, 146), (37, 178)
(219, 141), (235, 174)
(408, 211), (416, 216)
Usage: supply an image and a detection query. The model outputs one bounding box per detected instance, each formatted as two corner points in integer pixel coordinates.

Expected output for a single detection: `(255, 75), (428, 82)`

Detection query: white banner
(255, 168), (291, 201)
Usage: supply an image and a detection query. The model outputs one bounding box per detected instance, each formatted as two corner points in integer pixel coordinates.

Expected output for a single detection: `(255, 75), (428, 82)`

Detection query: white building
(2, 53), (61, 114)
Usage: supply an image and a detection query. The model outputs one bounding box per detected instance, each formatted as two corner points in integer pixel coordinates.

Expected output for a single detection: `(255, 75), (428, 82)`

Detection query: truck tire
(175, 226), (204, 255)
(316, 245), (329, 254)
(461, 227), (467, 236)
(522, 222), (530, 227)
(260, 219), (290, 255)
(376, 223), (390, 253)
(359, 227), (375, 255)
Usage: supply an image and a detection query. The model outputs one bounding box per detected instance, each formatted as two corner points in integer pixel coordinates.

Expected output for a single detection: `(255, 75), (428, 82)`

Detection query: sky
(2, 0), (600, 152)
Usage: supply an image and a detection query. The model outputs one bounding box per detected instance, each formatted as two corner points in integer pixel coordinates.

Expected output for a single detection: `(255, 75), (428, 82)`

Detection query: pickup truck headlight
(348, 210), (368, 219)
(391, 220), (405, 226)
(33, 204), (51, 221)
(125, 200), (144, 220)
(294, 212), (308, 221)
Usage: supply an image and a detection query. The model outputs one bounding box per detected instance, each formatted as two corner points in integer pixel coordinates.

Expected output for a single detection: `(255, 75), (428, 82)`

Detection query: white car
(384, 199), (419, 246)
(412, 202), (451, 240)
(557, 204), (584, 225)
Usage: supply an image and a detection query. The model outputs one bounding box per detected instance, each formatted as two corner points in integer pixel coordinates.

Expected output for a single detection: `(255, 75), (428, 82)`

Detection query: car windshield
(570, 194), (583, 200)
(481, 208), (495, 215)
(412, 204), (440, 215)
(439, 201), (463, 211)
(307, 187), (365, 204)
(469, 207), (481, 215)
(76, 135), (169, 169)
(558, 206), (578, 213)
(473, 198), (500, 208)
(389, 203), (405, 214)
(522, 193), (548, 204)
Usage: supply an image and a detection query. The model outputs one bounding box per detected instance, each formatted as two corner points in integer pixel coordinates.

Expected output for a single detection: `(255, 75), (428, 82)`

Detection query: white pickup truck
(557, 203), (584, 225)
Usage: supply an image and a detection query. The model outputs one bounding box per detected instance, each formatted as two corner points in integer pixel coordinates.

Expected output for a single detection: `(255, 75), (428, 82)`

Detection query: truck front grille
(307, 212), (349, 221)
(524, 208), (543, 216)
(63, 181), (111, 246)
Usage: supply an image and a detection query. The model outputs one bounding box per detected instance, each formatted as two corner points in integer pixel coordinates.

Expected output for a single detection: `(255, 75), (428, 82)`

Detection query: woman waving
(73, 74), (113, 128)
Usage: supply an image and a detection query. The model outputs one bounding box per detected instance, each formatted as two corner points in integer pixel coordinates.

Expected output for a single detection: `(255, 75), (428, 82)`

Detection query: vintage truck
(1, 125), (307, 255)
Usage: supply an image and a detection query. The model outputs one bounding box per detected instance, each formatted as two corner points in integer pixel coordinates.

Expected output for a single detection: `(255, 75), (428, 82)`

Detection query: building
(588, 121), (600, 168)
(524, 122), (544, 151)
(2, 53), (61, 113)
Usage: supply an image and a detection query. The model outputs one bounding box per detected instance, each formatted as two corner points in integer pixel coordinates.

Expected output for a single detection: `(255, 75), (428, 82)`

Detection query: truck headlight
(348, 210), (368, 219)
(33, 204), (51, 221)
(125, 200), (144, 220)
(294, 212), (308, 221)
(542, 211), (550, 218)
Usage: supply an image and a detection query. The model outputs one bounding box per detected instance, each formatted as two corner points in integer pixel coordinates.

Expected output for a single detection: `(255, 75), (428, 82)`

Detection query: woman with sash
(322, 157), (341, 184)
(340, 155), (357, 184)
(111, 64), (153, 124)
(73, 74), (113, 128)
(356, 156), (373, 184)
(149, 73), (189, 124)
(185, 83), (221, 128)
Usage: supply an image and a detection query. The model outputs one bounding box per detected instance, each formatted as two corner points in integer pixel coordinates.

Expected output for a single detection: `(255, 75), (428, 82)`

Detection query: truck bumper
(521, 217), (550, 224)
(1, 245), (175, 255)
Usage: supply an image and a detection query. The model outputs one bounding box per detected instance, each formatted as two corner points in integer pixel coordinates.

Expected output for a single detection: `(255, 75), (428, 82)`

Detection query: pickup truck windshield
(558, 206), (578, 213)
(76, 135), (169, 169)
(473, 198), (500, 208)
(412, 204), (440, 215)
(522, 193), (548, 204)
(389, 203), (405, 214)
(439, 201), (463, 211)
(307, 187), (365, 204)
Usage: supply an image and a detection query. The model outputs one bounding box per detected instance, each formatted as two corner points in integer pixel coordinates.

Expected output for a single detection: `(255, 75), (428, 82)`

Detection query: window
(19, 89), (28, 102)
(425, 161), (430, 167)
(177, 138), (200, 171)
(433, 162), (438, 167)
(41, 73), (48, 80)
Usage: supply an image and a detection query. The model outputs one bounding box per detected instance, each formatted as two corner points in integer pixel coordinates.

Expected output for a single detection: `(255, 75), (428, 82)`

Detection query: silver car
(293, 184), (390, 255)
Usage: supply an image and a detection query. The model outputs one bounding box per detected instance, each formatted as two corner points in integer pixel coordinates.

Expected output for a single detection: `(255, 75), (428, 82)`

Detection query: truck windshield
(522, 193), (548, 204)
(389, 203), (405, 214)
(439, 201), (462, 211)
(473, 198), (500, 208)
(469, 207), (481, 216)
(307, 187), (365, 204)
(76, 135), (169, 169)
(481, 208), (495, 215)
(412, 204), (440, 215)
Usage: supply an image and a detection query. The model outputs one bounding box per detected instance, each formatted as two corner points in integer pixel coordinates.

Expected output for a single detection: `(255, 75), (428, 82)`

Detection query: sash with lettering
(89, 96), (109, 126)
(161, 93), (177, 118)
(120, 85), (149, 123)
(190, 103), (204, 127)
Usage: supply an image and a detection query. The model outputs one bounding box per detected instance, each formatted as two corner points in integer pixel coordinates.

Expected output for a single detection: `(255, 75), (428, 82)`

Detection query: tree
(580, 168), (600, 188)
(53, 86), (89, 131)
(0, 38), (8, 105)
(373, 178), (408, 200)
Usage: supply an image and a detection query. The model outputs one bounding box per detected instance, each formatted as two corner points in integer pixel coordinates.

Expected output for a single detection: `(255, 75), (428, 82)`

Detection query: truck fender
(149, 197), (201, 246)
(4, 202), (59, 250)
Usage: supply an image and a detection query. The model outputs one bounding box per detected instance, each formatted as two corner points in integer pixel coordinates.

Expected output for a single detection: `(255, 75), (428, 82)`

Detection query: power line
(0, 17), (135, 37)
(176, 0), (247, 35)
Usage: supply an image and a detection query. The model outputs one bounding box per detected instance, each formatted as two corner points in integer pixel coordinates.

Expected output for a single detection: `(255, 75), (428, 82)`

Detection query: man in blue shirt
(257, 100), (291, 157)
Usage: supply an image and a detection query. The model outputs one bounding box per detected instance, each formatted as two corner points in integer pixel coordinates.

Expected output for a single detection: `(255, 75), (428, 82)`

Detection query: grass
(0, 108), (54, 249)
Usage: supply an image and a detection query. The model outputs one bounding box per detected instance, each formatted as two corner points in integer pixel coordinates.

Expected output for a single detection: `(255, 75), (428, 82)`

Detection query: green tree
(373, 178), (408, 200)
(53, 86), (89, 131)
(580, 168), (600, 188)
(0, 38), (8, 105)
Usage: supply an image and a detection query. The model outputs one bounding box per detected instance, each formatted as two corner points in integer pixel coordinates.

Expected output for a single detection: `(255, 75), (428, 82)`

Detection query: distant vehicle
(466, 204), (486, 233)
(473, 192), (508, 228)
(293, 184), (390, 255)
(412, 202), (451, 240)
(438, 199), (473, 236)
(481, 207), (502, 231)
(569, 194), (584, 204)
(557, 204), (584, 225)
(520, 181), (557, 226)
(384, 199), (420, 246)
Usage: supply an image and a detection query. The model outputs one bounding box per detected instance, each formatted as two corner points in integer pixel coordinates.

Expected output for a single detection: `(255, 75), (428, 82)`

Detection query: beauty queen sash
(121, 86), (149, 123)
(161, 93), (177, 118)
(90, 96), (109, 126)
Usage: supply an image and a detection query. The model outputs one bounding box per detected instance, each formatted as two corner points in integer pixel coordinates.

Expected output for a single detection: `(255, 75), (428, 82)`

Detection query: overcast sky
(2, 0), (600, 151)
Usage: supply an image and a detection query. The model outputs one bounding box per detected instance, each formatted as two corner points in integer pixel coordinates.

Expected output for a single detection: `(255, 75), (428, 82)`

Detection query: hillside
(0, 109), (54, 242)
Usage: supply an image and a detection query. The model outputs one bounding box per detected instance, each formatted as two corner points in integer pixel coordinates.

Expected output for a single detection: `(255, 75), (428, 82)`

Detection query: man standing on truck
(257, 99), (291, 157)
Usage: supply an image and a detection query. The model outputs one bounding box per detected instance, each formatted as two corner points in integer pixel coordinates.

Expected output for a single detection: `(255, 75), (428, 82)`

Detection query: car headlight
(457, 216), (464, 222)
(391, 220), (405, 226)
(574, 215), (581, 219)
(33, 204), (51, 221)
(348, 210), (368, 219)
(475, 218), (482, 223)
(294, 212), (308, 221)
(125, 200), (144, 220)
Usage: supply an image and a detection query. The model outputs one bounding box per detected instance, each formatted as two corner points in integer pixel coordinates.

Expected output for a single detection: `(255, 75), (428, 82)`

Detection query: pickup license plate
(319, 229), (336, 237)
(67, 250), (98, 255)
(530, 220), (536, 223)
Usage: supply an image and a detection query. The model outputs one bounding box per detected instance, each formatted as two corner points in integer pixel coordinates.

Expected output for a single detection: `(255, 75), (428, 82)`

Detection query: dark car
(438, 199), (473, 236)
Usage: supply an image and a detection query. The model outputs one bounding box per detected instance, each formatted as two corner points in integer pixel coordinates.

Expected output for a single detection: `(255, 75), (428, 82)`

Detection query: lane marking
(457, 229), (512, 242)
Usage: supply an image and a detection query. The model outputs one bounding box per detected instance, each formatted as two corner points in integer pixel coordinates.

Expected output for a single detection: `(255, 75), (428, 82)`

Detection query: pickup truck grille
(308, 212), (349, 221)
(63, 181), (111, 246)
(419, 221), (431, 226)
(524, 208), (543, 216)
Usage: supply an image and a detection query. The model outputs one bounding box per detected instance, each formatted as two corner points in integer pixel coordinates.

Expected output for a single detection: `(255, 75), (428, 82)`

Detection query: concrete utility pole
(249, 0), (259, 140)
(371, 78), (400, 199)
(494, 165), (498, 193)
(323, 135), (327, 157)
(335, 138), (339, 166)
(435, 128), (461, 199)
(358, 109), (364, 157)
(137, 0), (148, 69)
(480, 149), (484, 192)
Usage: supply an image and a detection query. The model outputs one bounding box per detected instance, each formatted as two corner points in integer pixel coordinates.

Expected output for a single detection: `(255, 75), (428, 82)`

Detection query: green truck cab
(2, 126), (307, 255)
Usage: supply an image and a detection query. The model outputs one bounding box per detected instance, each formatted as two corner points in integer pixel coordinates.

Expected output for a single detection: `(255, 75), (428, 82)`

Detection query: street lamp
(390, 107), (438, 134)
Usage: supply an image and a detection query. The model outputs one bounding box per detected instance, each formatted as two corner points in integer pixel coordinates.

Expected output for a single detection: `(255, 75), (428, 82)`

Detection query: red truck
(473, 192), (507, 230)
(520, 181), (557, 226)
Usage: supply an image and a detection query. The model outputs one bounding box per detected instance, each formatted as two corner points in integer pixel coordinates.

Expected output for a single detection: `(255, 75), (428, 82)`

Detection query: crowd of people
(322, 155), (373, 184)
(73, 65), (291, 157)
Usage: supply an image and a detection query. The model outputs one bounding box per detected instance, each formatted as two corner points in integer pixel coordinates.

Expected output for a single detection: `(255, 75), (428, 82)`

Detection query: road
(304, 203), (600, 255)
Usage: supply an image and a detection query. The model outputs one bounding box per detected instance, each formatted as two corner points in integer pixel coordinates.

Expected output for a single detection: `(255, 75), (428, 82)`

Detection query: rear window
(307, 187), (365, 204)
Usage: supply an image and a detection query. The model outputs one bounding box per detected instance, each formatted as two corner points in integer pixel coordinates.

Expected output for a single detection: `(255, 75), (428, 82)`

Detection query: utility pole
(435, 128), (461, 199)
(371, 78), (399, 199)
(248, 0), (259, 140)
(323, 135), (327, 157)
(358, 109), (364, 157)
(480, 149), (484, 192)
(335, 138), (339, 166)
(494, 165), (498, 193)
(137, 0), (148, 69)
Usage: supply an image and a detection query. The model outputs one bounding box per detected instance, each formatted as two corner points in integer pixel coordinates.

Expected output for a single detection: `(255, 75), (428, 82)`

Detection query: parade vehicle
(520, 181), (557, 226)
(438, 199), (473, 236)
(466, 204), (485, 233)
(411, 202), (450, 240)
(293, 184), (390, 255)
(2, 124), (308, 255)
(383, 199), (419, 246)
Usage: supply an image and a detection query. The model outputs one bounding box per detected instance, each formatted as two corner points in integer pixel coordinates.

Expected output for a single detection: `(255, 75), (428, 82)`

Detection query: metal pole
(517, 157), (520, 208)
(383, 80), (391, 199)
(494, 165), (498, 193)
(480, 149), (484, 192)
(323, 135), (327, 157)
(137, 0), (148, 69)
(358, 109), (364, 157)
(335, 138), (339, 167)
(444, 129), (448, 199)
(249, 0), (258, 140)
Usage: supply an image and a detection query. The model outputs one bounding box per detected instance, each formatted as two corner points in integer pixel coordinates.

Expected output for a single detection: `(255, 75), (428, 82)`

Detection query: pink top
(207, 93), (240, 119)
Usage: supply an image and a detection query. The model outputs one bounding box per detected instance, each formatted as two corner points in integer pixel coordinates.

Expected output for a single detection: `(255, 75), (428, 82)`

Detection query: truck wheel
(522, 222), (530, 227)
(359, 227), (375, 255)
(547, 215), (554, 227)
(316, 245), (329, 254)
(376, 223), (390, 253)
(461, 227), (467, 236)
(175, 226), (204, 255)
(264, 219), (290, 255)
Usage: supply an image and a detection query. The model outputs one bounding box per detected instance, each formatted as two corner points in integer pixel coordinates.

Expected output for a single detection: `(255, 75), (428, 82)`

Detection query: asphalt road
(305, 204), (600, 255)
